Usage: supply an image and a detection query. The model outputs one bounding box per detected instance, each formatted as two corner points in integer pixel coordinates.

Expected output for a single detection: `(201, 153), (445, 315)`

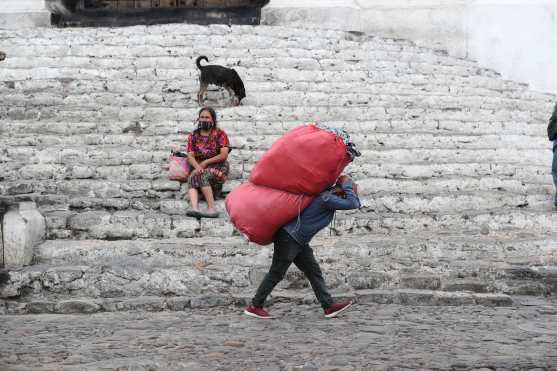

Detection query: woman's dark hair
(198, 106), (217, 126)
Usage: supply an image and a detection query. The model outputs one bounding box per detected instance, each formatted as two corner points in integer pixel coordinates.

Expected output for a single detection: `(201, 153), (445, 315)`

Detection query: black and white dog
(196, 56), (246, 106)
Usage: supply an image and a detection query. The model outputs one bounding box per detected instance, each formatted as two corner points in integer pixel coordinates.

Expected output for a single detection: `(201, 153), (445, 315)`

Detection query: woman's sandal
(186, 210), (201, 218)
(200, 210), (219, 218)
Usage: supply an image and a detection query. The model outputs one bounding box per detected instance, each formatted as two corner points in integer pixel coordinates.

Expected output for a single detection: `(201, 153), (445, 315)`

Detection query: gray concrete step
(1, 289), (514, 315)
(0, 195), (552, 240)
(1, 233), (556, 311)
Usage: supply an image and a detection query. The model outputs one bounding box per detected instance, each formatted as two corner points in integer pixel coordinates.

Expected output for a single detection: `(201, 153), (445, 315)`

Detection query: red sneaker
(243, 305), (273, 319)
(324, 300), (353, 318)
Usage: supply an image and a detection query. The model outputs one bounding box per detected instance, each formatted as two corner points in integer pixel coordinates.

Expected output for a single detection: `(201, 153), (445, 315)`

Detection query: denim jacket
(283, 180), (361, 245)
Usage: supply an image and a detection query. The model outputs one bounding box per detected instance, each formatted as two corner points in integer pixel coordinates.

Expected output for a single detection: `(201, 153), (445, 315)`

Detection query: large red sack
(225, 182), (314, 245)
(249, 124), (351, 195)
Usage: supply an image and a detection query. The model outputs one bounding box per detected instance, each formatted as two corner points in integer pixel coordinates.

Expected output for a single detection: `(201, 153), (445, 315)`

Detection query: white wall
(466, 1), (557, 95)
(263, 0), (557, 94)
(1, 0), (47, 12)
(0, 0), (50, 28)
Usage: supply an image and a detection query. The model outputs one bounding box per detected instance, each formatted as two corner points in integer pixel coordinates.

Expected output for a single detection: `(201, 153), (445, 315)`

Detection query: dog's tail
(196, 56), (209, 70)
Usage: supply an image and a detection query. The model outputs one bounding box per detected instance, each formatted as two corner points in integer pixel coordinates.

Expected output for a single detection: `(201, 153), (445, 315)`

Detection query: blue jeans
(251, 228), (334, 309)
(553, 141), (557, 204)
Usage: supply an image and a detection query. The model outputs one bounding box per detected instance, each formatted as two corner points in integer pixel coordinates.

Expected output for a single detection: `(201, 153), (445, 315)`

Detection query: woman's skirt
(188, 161), (230, 197)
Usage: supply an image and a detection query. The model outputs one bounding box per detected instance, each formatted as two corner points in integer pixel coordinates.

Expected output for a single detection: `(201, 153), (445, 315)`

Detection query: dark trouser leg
(251, 229), (300, 307)
(293, 244), (334, 309)
(553, 140), (557, 204)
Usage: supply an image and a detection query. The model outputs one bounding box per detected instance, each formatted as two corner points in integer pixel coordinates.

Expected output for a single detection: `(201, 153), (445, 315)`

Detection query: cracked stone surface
(1, 298), (556, 370)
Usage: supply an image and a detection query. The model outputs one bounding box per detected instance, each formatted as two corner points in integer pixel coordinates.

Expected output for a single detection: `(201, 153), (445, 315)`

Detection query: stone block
(442, 279), (487, 293)
(394, 289), (436, 306)
(537, 266), (557, 292)
(55, 299), (101, 314)
(2, 202), (45, 267)
(160, 200), (189, 215)
(68, 211), (111, 231)
(473, 293), (513, 307)
(152, 178), (181, 191)
(19, 164), (65, 179)
(503, 281), (550, 296)
(166, 297), (191, 311)
(112, 297), (166, 312)
(27, 300), (56, 314)
(433, 291), (475, 306)
(230, 294), (251, 307)
(190, 295), (233, 308)
(355, 289), (395, 305)
(101, 198), (131, 210)
(271, 290), (307, 304)
(4, 182), (34, 195)
(400, 274), (441, 290)
(71, 166), (96, 179)
(5, 301), (28, 314)
(346, 271), (389, 290)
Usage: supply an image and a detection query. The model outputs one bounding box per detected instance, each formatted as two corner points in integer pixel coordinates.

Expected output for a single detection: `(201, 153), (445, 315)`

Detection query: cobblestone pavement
(1, 298), (557, 371)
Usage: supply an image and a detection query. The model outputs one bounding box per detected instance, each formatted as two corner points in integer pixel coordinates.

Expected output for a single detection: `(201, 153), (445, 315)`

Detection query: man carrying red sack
(244, 175), (360, 319)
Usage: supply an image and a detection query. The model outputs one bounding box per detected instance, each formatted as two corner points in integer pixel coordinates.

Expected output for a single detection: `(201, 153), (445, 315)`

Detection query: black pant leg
(293, 244), (334, 309)
(251, 229), (301, 307)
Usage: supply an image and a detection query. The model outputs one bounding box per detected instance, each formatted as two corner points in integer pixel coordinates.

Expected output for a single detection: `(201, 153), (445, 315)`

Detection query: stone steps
(1, 83), (541, 108)
(2, 107), (550, 126)
(1, 21), (556, 280)
(0, 109), (545, 129)
(1, 290), (514, 315)
(1, 119), (550, 137)
(1, 189), (553, 236)
(4, 175), (549, 197)
(0, 27), (489, 64)
(0, 79), (541, 99)
(2, 135), (551, 159)
(1, 137), (552, 165)
(0, 53), (484, 69)
(5, 163), (554, 191)
(2, 140), (552, 159)
(24, 189), (552, 212)
(0, 76), (532, 101)
(0, 59), (495, 82)
(3, 233), (557, 314)
(0, 101), (547, 123)
(2, 171), (555, 238)
(0, 90), (548, 111)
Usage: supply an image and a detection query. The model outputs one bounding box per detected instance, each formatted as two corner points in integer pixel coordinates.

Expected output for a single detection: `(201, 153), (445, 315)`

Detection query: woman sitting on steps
(181, 106), (230, 218)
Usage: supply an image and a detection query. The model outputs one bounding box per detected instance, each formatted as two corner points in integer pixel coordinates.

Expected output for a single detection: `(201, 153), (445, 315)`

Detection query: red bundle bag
(225, 182), (314, 245)
(249, 124), (351, 195)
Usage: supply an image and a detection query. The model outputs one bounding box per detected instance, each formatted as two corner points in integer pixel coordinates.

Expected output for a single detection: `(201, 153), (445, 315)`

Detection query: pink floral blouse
(187, 128), (230, 161)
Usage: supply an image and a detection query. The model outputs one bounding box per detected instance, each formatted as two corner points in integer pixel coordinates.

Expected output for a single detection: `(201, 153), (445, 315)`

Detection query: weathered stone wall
(263, 0), (557, 95)
(0, 24), (555, 243)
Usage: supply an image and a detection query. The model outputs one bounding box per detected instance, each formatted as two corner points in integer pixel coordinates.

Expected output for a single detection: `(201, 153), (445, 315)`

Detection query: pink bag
(168, 154), (190, 182)
(225, 182), (314, 245)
